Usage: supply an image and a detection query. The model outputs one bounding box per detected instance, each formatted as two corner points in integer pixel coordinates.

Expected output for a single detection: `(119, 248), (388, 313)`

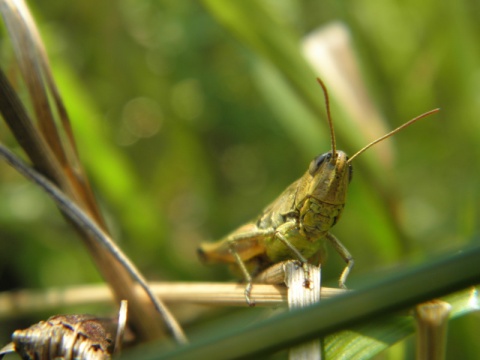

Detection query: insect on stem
(347, 108), (441, 164)
(316, 78), (337, 160)
(198, 77), (440, 307)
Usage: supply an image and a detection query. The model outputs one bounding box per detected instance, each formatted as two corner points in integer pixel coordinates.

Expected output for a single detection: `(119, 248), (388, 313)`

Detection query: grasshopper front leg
(269, 222), (312, 288)
(325, 232), (354, 289)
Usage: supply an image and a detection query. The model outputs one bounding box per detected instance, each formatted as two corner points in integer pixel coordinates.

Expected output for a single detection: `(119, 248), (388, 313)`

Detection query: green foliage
(0, 0), (479, 358)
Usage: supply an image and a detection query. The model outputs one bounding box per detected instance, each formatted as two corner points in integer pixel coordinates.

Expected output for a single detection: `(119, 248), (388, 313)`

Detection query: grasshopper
(198, 78), (439, 305)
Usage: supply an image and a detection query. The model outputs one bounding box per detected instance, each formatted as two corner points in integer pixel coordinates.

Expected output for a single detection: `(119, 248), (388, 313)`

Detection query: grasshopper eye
(308, 153), (331, 175)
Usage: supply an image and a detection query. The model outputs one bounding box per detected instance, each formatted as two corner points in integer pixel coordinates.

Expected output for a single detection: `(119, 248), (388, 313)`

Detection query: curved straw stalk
(0, 0), (184, 343)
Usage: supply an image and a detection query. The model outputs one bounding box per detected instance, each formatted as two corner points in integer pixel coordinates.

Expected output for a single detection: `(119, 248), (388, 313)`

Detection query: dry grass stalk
(0, 0), (184, 343)
(0, 282), (346, 318)
(414, 300), (452, 360)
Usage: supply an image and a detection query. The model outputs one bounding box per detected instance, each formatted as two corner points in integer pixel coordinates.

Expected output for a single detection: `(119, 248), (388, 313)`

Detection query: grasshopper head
(307, 150), (352, 206)
(306, 78), (351, 206)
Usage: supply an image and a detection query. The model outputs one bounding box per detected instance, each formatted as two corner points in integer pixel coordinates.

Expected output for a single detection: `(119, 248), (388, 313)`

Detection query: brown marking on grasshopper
(198, 78), (439, 305)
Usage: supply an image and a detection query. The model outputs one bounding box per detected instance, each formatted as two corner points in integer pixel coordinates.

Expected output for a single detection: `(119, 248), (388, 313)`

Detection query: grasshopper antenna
(316, 78), (337, 160)
(347, 108), (440, 164)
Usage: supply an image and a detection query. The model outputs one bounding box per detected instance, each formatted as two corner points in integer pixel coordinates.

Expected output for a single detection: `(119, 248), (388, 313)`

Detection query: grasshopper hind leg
(325, 232), (354, 288)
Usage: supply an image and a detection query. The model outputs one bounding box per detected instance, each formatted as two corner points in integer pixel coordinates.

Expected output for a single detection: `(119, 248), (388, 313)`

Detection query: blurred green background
(0, 0), (478, 358)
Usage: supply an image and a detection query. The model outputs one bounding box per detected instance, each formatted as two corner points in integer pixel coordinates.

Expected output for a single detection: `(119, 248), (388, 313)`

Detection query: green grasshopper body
(198, 151), (351, 275)
(198, 78), (438, 304)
